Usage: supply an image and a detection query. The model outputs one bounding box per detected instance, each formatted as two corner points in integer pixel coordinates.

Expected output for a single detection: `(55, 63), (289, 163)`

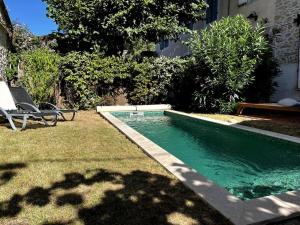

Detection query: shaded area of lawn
(0, 111), (230, 225)
(194, 113), (300, 138)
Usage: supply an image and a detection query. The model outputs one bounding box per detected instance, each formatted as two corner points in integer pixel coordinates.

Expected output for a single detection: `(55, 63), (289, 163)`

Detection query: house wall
(155, 21), (207, 57)
(156, 0), (300, 102)
(219, 0), (276, 26)
(221, 0), (300, 101)
(0, 24), (9, 80)
(271, 0), (300, 101)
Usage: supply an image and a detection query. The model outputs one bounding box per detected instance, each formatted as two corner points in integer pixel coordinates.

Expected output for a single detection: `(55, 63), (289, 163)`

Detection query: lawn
(0, 111), (230, 225)
(194, 113), (300, 138)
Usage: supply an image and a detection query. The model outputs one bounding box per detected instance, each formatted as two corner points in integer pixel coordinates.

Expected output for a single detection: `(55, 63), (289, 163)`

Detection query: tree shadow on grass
(0, 168), (232, 225)
(0, 163), (26, 186)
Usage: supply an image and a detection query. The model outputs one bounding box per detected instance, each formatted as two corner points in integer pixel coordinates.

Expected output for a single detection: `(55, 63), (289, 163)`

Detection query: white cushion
(0, 81), (17, 110)
(278, 98), (300, 107)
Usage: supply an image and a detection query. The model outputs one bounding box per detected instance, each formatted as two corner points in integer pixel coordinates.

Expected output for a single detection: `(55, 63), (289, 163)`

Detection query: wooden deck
(237, 103), (300, 115)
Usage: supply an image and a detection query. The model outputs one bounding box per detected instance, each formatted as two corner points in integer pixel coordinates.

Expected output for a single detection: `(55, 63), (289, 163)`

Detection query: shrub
(188, 15), (268, 113)
(20, 48), (61, 104)
(5, 53), (20, 85)
(243, 45), (280, 103)
(170, 57), (209, 111)
(127, 57), (188, 105)
(60, 52), (130, 109)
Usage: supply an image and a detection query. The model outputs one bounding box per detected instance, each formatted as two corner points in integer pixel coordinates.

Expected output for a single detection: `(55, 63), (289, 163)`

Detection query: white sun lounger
(0, 81), (58, 130)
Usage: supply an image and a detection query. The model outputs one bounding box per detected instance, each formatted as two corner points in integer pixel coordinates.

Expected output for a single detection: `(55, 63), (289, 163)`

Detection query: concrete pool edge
(99, 111), (300, 225)
(165, 110), (300, 145)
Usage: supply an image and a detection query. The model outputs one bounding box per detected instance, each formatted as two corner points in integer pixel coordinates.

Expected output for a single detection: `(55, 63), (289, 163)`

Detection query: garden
(2, 0), (297, 224)
(5, 0), (279, 114)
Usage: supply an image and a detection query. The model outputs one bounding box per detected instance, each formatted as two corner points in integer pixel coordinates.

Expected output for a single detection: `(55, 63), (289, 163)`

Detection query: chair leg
(21, 115), (28, 130)
(237, 106), (244, 115)
(7, 115), (17, 131)
(60, 111), (76, 121)
(61, 112), (67, 121)
(70, 111), (76, 121)
(41, 117), (49, 126)
(7, 115), (28, 131)
(42, 115), (58, 126)
(52, 115), (58, 126)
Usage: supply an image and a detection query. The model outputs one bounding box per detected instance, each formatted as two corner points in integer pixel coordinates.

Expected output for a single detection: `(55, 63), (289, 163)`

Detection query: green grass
(194, 114), (300, 138)
(0, 111), (230, 225)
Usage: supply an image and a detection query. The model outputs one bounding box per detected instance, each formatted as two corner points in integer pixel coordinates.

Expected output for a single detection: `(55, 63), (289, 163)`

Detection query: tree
(43, 0), (207, 55)
(12, 23), (42, 53)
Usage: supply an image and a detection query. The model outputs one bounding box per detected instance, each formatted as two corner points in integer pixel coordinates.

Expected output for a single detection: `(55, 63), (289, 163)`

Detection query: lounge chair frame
(10, 87), (76, 121)
(0, 108), (29, 130)
(0, 107), (58, 131)
(39, 102), (76, 121)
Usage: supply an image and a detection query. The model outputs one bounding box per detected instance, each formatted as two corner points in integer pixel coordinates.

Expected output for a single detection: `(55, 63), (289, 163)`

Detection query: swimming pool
(112, 111), (300, 201)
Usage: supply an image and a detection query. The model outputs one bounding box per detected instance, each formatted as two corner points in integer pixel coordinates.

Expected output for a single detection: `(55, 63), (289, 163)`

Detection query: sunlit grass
(194, 113), (300, 138)
(0, 111), (229, 225)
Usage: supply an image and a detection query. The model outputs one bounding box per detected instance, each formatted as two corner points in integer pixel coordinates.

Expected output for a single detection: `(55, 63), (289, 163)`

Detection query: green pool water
(112, 111), (300, 200)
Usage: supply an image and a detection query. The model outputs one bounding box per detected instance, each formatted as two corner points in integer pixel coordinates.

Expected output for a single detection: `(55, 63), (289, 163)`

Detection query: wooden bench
(237, 103), (300, 115)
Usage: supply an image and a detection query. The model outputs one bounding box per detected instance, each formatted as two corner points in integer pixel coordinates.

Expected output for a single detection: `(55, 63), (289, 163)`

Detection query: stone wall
(274, 0), (300, 64)
(0, 25), (9, 81)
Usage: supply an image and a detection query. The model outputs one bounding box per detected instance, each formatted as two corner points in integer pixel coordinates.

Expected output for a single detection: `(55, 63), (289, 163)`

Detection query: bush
(5, 53), (20, 85)
(20, 48), (61, 104)
(244, 45), (280, 102)
(60, 52), (130, 109)
(188, 15), (268, 113)
(170, 57), (209, 111)
(127, 57), (188, 105)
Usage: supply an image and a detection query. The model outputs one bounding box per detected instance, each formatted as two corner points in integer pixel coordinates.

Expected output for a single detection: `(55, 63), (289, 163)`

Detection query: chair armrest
(39, 102), (59, 110)
(16, 102), (41, 113)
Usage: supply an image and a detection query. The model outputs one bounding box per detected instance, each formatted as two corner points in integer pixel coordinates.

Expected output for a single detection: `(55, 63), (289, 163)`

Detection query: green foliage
(5, 53), (20, 85)
(13, 23), (42, 53)
(127, 57), (187, 105)
(130, 39), (157, 58)
(170, 57), (208, 111)
(43, 0), (207, 55)
(187, 15), (269, 113)
(60, 52), (130, 109)
(4, 15), (278, 112)
(244, 45), (280, 102)
(20, 48), (61, 103)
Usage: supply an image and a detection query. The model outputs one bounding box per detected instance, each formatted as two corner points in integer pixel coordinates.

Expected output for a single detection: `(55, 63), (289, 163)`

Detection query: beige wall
(219, 0), (276, 26)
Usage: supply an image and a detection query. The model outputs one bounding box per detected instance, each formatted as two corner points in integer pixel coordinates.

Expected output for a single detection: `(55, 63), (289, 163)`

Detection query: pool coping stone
(99, 110), (300, 225)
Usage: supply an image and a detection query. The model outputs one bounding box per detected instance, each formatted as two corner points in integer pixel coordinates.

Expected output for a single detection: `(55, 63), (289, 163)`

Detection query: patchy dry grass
(0, 111), (230, 225)
(194, 113), (300, 138)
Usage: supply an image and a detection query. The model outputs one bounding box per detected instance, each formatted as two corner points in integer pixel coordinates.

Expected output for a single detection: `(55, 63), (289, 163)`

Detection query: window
(160, 39), (169, 50)
(238, 0), (248, 6)
(206, 0), (218, 24)
(186, 21), (194, 30)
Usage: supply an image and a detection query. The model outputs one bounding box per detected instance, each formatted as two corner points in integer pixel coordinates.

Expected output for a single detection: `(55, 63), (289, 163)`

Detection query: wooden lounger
(237, 103), (300, 115)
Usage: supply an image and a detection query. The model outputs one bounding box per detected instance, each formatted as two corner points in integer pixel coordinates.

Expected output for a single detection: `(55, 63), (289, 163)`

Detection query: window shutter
(206, 0), (218, 24)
